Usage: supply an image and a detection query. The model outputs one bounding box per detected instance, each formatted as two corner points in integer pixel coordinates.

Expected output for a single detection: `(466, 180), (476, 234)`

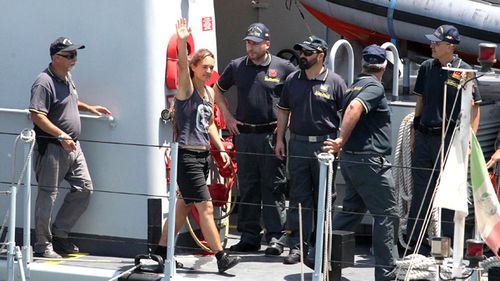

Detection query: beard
(299, 57), (317, 70)
(248, 52), (266, 63)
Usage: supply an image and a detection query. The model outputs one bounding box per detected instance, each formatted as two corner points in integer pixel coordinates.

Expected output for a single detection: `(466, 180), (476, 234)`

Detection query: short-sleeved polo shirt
(341, 74), (392, 155)
(215, 54), (296, 124)
(413, 56), (482, 128)
(277, 68), (346, 136)
(29, 65), (81, 139)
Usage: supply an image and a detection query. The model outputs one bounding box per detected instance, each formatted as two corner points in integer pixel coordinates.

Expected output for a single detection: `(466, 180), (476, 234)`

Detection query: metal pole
(7, 184), (18, 281)
(313, 153), (335, 281)
(22, 131), (35, 273)
(15, 247), (26, 281)
(299, 204), (304, 281)
(329, 39), (354, 85)
(381, 42), (400, 100)
(402, 58), (410, 96)
(164, 142), (178, 280)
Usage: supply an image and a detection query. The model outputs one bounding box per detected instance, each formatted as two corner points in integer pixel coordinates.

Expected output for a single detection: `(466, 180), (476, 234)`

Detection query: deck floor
(22, 233), (376, 281)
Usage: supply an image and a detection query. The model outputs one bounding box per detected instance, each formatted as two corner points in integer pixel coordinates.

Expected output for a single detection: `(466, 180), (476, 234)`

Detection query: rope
(393, 112), (414, 249)
(480, 256), (500, 271)
(395, 254), (436, 280)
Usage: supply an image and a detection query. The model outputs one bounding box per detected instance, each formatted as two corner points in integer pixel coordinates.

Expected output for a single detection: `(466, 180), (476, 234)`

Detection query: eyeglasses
(299, 50), (317, 57)
(57, 52), (77, 60)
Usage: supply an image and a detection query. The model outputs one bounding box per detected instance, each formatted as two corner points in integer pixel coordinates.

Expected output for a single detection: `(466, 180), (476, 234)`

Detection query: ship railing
(328, 40), (401, 99)
(329, 39), (354, 86)
(0, 108), (116, 127)
(164, 142), (179, 280)
(3, 129), (36, 281)
(312, 153), (337, 281)
(381, 42), (401, 100)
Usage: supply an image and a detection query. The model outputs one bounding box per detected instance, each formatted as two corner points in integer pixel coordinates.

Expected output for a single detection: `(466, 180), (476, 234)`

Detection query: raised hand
(176, 18), (191, 40)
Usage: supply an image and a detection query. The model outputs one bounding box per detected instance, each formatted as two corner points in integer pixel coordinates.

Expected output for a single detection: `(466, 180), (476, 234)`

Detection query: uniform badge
(268, 69), (278, 78)
(314, 84), (331, 99)
(320, 84), (329, 92)
(452, 71), (462, 80)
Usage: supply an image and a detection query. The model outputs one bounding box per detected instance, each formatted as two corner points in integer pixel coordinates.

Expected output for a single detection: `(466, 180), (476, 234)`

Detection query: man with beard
(215, 23), (296, 255)
(30, 37), (111, 258)
(275, 36), (346, 264)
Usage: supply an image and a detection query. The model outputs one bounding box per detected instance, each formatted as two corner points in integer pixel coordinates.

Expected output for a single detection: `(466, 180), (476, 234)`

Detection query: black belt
(417, 123), (456, 136)
(343, 150), (378, 155)
(237, 122), (276, 134)
(290, 133), (334, 143)
(179, 144), (210, 151)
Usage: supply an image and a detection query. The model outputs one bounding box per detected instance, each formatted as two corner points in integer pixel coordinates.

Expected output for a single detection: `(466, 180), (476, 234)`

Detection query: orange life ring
(166, 33), (195, 89)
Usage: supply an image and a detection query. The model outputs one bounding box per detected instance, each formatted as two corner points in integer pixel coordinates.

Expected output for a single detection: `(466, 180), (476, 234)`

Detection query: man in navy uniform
(408, 25), (481, 252)
(324, 45), (398, 281)
(275, 36), (346, 264)
(215, 23), (296, 255)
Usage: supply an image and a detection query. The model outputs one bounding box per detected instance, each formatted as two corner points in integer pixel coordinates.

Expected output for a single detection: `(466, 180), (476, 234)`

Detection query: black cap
(425, 25), (460, 44)
(293, 36), (328, 53)
(243, 23), (270, 43)
(362, 44), (387, 64)
(50, 37), (85, 56)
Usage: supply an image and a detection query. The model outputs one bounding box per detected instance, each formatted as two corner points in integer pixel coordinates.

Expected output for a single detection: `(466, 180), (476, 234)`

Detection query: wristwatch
(57, 134), (66, 142)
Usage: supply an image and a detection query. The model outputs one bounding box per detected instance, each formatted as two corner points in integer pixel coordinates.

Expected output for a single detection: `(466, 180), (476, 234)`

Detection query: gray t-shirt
(175, 87), (213, 147)
(29, 65), (81, 140)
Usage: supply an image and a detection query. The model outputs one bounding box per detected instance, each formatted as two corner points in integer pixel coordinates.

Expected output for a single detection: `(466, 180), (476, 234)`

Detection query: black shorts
(176, 149), (211, 204)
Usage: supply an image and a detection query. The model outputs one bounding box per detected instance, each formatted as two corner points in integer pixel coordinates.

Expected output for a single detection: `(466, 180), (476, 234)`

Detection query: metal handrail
(381, 42), (401, 99)
(164, 142), (179, 280)
(312, 153), (336, 281)
(329, 39), (354, 85)
(7, 129), (35, 281)
(0, 107), (116, 126)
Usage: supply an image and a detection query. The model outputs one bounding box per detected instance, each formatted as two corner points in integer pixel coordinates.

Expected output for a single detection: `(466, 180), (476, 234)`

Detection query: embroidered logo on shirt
(264, 69), (281, 83)
(314, 84), (331, 99)
(345, 86), (363, 94)
(452, 71), (462, 80)
(446, 79), (459, 88)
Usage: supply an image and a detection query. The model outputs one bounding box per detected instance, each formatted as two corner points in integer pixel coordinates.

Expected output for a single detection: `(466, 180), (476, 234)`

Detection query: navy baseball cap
(243, 23), (270, 43)
(50, 37), (85, 56)
(425, 25), (460, 44)
(293, 36), (328, 53)
(362, 44), (387, 64)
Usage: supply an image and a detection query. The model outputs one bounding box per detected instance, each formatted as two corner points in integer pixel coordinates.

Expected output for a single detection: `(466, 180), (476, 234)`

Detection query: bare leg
(158, 198), (192, 246)
(194, 200), (223, 253)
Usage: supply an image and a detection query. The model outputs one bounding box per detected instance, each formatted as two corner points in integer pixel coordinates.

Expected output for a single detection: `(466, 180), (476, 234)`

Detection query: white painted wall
(0, 0), (217, 240)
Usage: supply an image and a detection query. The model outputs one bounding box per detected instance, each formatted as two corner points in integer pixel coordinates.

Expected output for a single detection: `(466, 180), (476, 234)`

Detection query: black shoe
(34, 248), (62, 259)
(217, 252), (241, 273)
(265, 238), (284, 256)
(283, 249), (301, 264)
(52, 237), (79, 254)
(154, 245), (167, 259)
(154, 246), (183, 268)
(304, 246), (315, 270)
(228, 241), (260, 252)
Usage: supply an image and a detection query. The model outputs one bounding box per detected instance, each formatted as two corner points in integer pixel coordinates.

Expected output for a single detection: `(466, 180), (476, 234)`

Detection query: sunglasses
(57, 52), (77, 60)
(430, 41), (451, 46)
(300, 49), (317, 57)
